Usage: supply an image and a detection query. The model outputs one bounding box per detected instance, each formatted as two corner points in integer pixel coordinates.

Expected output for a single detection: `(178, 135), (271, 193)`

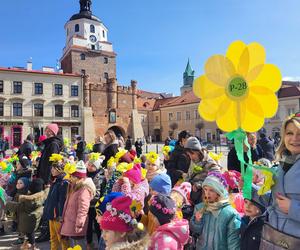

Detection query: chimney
(27, 61), (32, 71)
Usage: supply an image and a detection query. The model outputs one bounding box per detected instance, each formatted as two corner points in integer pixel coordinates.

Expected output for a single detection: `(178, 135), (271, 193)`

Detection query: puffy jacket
(43, 174), (68, 220)
(190, 202), (241, 250)
(60, 178), (96, 237)
(240, 215), (265, 250)
(149, 219), (190, 250)
(167, 144), (191, 186)
(37, 136), (63, 185)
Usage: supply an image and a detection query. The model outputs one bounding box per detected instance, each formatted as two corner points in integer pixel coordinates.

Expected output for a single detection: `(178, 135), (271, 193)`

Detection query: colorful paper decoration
(193, 40), (281, 199)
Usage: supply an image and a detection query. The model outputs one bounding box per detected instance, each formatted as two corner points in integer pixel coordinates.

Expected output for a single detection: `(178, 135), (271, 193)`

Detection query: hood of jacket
(156, 219), (190, 246)
(44, 136), (63, 149)
(110, 234), (149, 250)
(74, 177), (96, 197)
(19, 188), (49, 204)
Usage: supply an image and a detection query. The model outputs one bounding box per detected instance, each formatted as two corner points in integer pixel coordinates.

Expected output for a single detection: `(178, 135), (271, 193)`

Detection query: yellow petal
(226, 40), (247, 72)
(193, 75), (225, 99)
(248, 64), (282, 92)
(216, 99), (239, 132)
(204, 55), (236, 87)
(247, 42), (266, 71)
(250, 86), (279, 117)
(240, 100), (265, 132)
(199, 95), (226, 121)
(237, 47), (249, 77)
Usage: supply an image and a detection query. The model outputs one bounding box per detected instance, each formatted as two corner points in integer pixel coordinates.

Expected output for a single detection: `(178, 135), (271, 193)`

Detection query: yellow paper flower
(257, 170), (274, 195)
(134, 157), (142, 164)
(115, 148), (127, 162)
(73, 144), (77, 150)
(0, 161), (7, 171)
(64, 138), (70, 147)
(162, 146), (171, 156)
(67, 245), (82, 250)
(49, 153), (64, 163)
(146, 152), (159, 165)
(193, 40), (282, 132)
(107, 157), (117, 168)
(8, 155), (19, 163)
(86, 142), (94, 151)
(208, 152), (223, 162)
(130, 200), (143, 215)
(30, 151), (41, 161)
(141, 168), (147, 179)
(89, 152), (101, 162)
(116, 162), (129, 173)
(64, 162), (76, 179)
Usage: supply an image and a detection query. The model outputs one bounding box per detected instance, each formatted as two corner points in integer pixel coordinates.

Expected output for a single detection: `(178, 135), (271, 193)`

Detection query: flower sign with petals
(193, 40), (281, 133)
(193, 41), (281, 199)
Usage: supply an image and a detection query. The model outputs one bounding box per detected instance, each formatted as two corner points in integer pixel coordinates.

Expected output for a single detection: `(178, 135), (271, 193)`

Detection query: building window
(71, 105), (79, 117)
(55, 104), (63, 117)
(58, 127), (63, 136)
(168, 113), (173, 121)
(0, 102), (3, 116)
(104, 72), (109, 79)
(287, 107), (295, 116)
(177, 112), (181, 121)
(71, 85), (79, 96)
(54, 84), (63, 96)
(75, 24), (79, 32)
(102, 30), (105, 38)
(104, 57), (108, 64)
(186, 111), (191, 120)
(0, 80), (3, 93)
(34, 83), (43, 95)
(91, 45), (96, 50)
(90, 24), (95, 33)
(155, 116), (159, 122)
(13, 103), (22, 116)
(194, 110), (200, 119)
(81, 69), (86, 75)
(13, 81), (22, 94)
(80, 53), (86, 60)
(34, 103), (43, 117)
(109, 110), (116, 123)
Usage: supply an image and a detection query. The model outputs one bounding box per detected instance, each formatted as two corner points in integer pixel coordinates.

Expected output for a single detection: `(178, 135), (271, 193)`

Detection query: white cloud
(282, 76), (300, 81)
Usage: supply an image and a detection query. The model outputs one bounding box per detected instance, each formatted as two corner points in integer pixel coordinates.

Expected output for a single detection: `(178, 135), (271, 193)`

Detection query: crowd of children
(0, 112), (299, 250)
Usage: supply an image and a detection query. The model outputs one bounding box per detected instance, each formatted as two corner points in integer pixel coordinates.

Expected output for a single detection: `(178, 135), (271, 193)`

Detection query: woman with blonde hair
(258, 112), (300, 249)
(102, 130), (119, 168)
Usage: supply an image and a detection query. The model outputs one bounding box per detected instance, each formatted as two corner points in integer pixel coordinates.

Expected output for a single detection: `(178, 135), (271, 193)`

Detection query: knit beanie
(246, 185), (269, 214)
(123, 164), (142, 184)
(38, 135), (47, 143)
(149, 194), (176, 226)
(202, 172), (228, 198)
(46, 123), (59, 136)
(18, 177), (30, 190)
(95, 192), (124, 215)
(19, 156), (30, 169)
(150, 173), (172, 195)
(185, 137), (201, 151)
(171, 182), (192, 204)
(29, 178), (44, 194)
(71, 160), (87, 178)
(100, 196), (134, 232)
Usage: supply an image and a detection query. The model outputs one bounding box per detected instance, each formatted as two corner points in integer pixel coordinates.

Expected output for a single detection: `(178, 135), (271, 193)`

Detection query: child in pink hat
(112, 164), (149, 208)
(170, 182), (192, 219)
(100, 196), (149, 249)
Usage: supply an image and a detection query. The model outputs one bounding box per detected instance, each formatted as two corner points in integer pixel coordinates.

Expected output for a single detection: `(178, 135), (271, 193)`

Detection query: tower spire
(80, 0), (92, 13)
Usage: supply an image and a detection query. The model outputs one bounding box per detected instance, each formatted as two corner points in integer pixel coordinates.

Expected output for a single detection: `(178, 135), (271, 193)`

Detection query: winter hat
(150, 173), (172, 195)
(18, 177), (30, 190)
(95, 192), (124, 216)
(71, 160), (87, 178)
(29, 178), (44, 194)
(89, 154), (105, 170)
(123, 163), (142, 184)
(38, 135), (47, 143)
(46, 123), (59, 136)
(19, 156), (30, 169)
(202, 172), (229, 198)
(100, 196), (134, 232)
(246, 185), (269, 214)
(149, 194), (176, 226)
(26, 134), (34, 142)
(185, 137), (201, 151)
(171, 182), (192, 204)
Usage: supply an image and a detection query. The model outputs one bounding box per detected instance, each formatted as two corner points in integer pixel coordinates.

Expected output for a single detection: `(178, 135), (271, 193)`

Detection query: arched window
(90, 24), (95, 33)
(104, 57), (108, 64)
(75, 24), (79, 32)
(80, 53), (86, 60)
(102, 30), (106, 38)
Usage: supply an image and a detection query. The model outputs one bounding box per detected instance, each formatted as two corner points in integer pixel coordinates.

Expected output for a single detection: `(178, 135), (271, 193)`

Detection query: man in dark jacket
(37, 124), (63, 186)
(258, 133), (275, 161)
(18, 134), (35, 159)
(125, 136), (132, 151)
(166, 130), (191, 187)
(75, 135), (86, 161)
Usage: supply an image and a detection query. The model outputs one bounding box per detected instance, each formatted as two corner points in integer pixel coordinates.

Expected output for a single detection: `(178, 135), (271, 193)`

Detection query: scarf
(280, 151), (300, 173)
(203, 199), (229, 217)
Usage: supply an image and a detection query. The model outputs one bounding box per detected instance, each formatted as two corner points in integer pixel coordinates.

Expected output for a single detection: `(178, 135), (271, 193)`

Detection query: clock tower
(60, 0), (116, 83)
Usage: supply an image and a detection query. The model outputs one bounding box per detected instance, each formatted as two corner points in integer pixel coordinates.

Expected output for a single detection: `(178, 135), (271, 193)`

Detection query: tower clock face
(89, 35), (97, 43)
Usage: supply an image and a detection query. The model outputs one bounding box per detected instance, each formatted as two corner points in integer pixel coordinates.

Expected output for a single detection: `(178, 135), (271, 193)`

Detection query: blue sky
(0, 0), (300, 95)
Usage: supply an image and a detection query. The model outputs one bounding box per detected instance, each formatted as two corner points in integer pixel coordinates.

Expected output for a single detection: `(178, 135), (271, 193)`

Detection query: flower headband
(150, 197), (176, 215)
(146, 152), (159, 164)
(287, 112), (300, 120)
(106, 200), (144, 230)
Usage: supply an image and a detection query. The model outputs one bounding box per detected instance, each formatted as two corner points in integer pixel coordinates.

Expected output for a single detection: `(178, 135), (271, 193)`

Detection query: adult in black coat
(18, 134), (35, 159)
(102, 130), (119, 168)
(227, 132), (264, 172)
(75, 136), (86, 161)
(258, 133), (275, 161)
(92, 136), (105, 154)
(36, 124), (63, 185)
(125, 136), (132, 151)
(166, 130), (191, 187)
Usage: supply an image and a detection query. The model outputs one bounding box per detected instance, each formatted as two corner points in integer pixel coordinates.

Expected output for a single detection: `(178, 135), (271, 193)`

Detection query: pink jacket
(112, 178), (149, 206)
(149, 219), (190, 250)
(60, 178), (96, 237)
